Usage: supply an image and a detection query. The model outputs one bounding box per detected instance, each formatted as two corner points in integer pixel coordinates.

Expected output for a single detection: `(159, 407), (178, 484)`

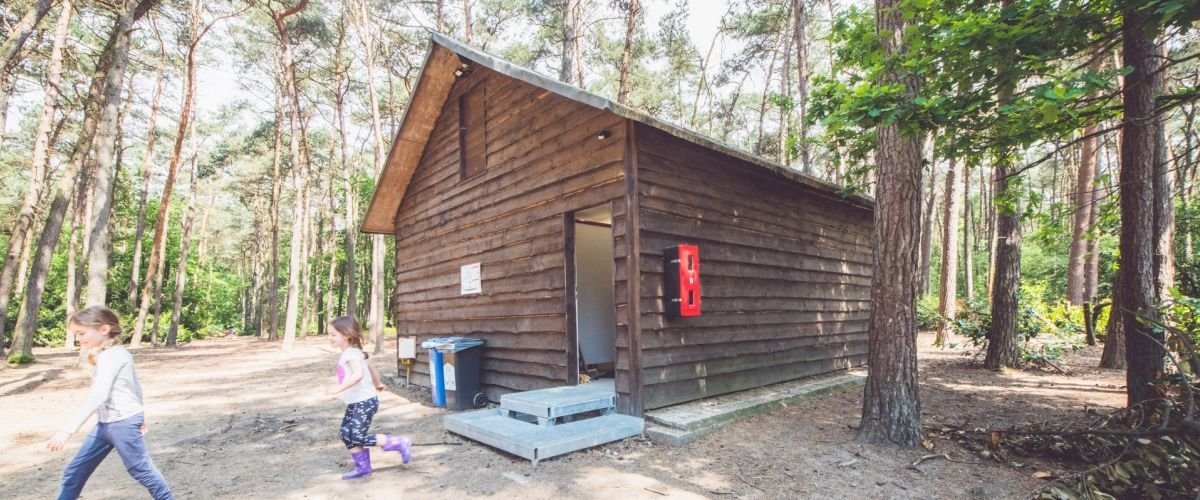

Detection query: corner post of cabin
(623, 118), (644, 415)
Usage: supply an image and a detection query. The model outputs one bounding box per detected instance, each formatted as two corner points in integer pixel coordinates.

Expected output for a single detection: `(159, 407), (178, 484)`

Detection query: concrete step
(644, 369), (866, 445)
(444, 408), (643, 464)
(500, 379), (616, 420)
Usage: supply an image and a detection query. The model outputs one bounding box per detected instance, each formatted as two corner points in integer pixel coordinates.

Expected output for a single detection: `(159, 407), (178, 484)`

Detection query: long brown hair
(70, 305), (123, 367)
(330, 316), (369, 359)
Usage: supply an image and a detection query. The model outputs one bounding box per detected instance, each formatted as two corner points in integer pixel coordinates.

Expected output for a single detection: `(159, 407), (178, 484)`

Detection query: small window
(459, 88), (486, 180)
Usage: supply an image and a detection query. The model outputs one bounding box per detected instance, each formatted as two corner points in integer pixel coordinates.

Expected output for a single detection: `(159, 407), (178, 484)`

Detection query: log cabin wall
(634, 124), (874, 410)
(390, 65), (628, 403)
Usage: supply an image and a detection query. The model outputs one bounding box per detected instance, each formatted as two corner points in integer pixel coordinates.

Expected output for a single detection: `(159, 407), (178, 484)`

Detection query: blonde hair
(70, 305), (123, 367)
(330, 316), (369, 359)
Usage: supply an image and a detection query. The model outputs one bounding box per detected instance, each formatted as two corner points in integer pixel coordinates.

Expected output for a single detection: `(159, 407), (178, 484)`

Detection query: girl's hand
(326, 385), (341, 397)
(46, 432), (70, 451)
(140, 422), (148, 435)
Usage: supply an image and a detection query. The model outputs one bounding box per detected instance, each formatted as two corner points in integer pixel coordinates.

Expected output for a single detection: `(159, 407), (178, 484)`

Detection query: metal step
(444, 408), (643, 464)
(500, 379), (616, 420)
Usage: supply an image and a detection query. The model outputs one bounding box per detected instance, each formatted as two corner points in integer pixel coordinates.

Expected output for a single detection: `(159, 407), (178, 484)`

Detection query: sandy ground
(0, 331), (1126, 499)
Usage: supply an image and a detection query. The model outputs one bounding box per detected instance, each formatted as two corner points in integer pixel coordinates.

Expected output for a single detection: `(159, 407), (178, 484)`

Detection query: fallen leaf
(921, 439), (934, 451)
(1032, 471), (1054, 479)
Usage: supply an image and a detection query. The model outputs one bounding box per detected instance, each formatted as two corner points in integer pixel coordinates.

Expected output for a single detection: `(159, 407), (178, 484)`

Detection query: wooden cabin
(362, 34), (875, 416)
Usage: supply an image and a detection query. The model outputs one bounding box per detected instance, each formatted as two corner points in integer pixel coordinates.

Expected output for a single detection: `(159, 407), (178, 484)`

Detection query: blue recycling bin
(421, 337), (485, 410)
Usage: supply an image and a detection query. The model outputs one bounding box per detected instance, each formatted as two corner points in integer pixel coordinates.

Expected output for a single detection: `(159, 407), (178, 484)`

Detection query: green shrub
(7, 352), (35, 365)
(952, 288), (1082, 363)
(916, 295), (941, 330)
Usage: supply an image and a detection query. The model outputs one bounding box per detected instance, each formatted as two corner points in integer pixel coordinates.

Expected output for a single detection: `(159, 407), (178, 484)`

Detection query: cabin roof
(362, 32), (873, 235)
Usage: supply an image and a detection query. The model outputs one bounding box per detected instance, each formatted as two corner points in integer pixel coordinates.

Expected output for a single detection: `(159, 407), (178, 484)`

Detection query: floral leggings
(339, 397), (379, 448)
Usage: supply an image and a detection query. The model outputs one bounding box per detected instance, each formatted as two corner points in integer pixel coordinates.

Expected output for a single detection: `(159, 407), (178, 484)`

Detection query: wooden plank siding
(633, 124), (874, 410)
(390, 66), (628, 404)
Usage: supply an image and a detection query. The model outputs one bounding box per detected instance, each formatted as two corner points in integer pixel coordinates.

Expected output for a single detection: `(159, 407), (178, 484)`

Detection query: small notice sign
(461, 262), (482, 295)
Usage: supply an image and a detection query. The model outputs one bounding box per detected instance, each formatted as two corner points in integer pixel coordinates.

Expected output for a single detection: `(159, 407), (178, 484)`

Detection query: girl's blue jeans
(58, 413), (173, 500)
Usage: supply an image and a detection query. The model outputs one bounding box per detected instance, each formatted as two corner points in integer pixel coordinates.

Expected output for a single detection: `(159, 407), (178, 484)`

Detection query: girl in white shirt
(326, 316), (412, 479)
(46, 305), (173, 500)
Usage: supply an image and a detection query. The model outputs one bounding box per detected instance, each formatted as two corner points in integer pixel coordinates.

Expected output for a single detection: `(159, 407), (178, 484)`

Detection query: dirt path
(0, 332), (1125, 499)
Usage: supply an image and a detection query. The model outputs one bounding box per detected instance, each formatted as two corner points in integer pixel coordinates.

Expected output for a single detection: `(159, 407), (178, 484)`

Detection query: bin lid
(420, 337), (486, 352)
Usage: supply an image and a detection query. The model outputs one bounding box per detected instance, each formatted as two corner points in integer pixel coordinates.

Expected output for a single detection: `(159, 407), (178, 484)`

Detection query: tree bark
(0, 0), (56, 74)
(984, 30), (1022, 370)
(856, 0), (922, 448)
(1067, 126), (1099, 305)
(985, 160), (1022, 370)
(132, 0), (205, 347)
(792, 0), (811, 173)
(84, 0), (141, 307)
(1152, 45), (1174, 303)
(0, 0), (73, 353)
(560, 0), (585, 87)
(919, 163), (937, 296)
(275, 0), (312, 352)
(334, 35), (357, 319)
(616, 0), (640, 105)
(268, 78), (284, 341)
(167, 166), (198, 348)
(354, 0), (387, 354)
(935, 157), (961, 347)
(129, 51), (163, 309)
(963, 169), (974, 302)
(463, 0), (473, 43)
(10, 0), (155, 360)
(1119, 8), (1163, 406)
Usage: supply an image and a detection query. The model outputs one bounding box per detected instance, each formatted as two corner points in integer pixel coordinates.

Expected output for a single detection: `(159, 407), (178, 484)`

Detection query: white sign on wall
(461, 262), (482, 295)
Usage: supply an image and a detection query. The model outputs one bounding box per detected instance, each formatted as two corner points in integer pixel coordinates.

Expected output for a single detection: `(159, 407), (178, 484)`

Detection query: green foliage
(6, 352), (35, 365)
(917, 294), (941, 330)
(953, 286), (1083, 362)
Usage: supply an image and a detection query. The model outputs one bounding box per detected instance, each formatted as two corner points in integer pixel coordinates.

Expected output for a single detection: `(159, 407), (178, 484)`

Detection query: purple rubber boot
(341, 449), (372, 480)
(382, 435), (412, 464)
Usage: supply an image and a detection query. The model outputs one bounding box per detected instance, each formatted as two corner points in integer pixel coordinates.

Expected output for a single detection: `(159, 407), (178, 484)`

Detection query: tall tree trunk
(268, 79), (284, 340)
(1119, 8), (1163, 407)
(985, 43), (1022, 370)
(856, 0), (922, 448)
(84, 1), (140, 307)
(132, 0), (208, 347)
(354, 0), (387, 353)
(963, 170), (974, 302)
(616, 0), (640, 105)
(128, 54), (162, 309)
(755, 38), (781, 155)
(1152, 45), (1174, 303)
(919, 163), (937, 296)
(936, 157), (961, 347)
(560, 0), (585, 86)
(0, 0), (73, 354)
(274, 0), (312, 352)
(335, 47), (357, 319)
(167, 159), (198, 348)
(792, 0), (811, 173)
(150, 223), (168, 346)
(1067, 126), (1099, 305)
(463, 0), (473, 43)
(0, 0), (55, 75)
(10, 0), (155, 361)
(985, 160), (1022, 370)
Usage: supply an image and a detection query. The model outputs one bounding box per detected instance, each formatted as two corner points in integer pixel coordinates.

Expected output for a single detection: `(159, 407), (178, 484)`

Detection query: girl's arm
(48, 354), (123, 450)
(329, 356), (365, 396)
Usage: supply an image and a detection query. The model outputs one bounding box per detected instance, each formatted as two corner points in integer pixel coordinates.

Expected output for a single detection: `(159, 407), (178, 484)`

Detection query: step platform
(444, 380), (643, 464)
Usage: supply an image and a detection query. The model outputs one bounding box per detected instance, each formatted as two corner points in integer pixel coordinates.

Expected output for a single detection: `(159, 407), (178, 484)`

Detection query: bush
(952, 287), (1083, 363)
(6, 352), (35, 364)
(917, 294), (941, 330)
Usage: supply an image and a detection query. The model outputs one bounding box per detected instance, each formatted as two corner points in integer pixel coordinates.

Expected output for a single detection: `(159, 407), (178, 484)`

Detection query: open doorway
(568, 204), (616, 384)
